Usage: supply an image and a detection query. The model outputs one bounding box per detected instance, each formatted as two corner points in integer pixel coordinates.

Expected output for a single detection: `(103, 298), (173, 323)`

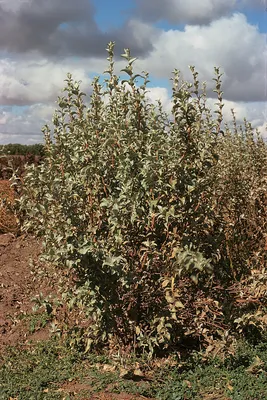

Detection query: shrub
(18, 42), (267, 356)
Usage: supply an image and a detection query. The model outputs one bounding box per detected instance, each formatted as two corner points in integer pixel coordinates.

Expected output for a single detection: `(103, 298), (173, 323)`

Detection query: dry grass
(0, 180), (19, 234)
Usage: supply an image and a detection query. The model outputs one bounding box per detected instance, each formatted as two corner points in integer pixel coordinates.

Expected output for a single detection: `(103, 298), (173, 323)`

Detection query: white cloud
(0, 10), (266, 144)
(134, 0), (266, 24)
(0, 57), (92, 105)
(0, 0), (33, 13)
(135, 0), (238, 25)
(0, 103), (55, 144)
(145, 87), (173, 113)
(134, 13), (267, 102)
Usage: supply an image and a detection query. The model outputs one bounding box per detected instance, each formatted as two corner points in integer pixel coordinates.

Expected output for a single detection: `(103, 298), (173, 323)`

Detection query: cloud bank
(0, 0), (266, 143)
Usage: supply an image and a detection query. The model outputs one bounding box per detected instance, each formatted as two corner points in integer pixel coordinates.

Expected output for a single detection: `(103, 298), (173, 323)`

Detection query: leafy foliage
(0, 340), (81, 399)
(157, 340), (267, 399)
(18, 42), (267, 356)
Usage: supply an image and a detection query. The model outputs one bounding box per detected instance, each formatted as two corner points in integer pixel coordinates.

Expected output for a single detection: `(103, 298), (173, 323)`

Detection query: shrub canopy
(18, 42), (267, 356)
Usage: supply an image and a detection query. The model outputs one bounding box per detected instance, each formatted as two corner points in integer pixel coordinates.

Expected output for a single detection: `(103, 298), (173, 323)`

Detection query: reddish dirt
(60, 380), (153, 400)
(0, 233), (51, 350)
(0, 180), (19, 234)
(90, 394), (154, 399)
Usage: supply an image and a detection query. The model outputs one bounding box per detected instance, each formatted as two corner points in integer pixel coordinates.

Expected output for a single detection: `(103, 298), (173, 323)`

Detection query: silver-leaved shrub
(18, 42), (267, 355)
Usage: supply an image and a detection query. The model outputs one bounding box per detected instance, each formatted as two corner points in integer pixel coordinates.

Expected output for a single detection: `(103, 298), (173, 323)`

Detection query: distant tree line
(0, 143), (45, 156)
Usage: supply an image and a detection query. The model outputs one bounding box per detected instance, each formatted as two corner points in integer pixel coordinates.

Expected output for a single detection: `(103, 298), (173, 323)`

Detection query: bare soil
(0, 233), (49, 350)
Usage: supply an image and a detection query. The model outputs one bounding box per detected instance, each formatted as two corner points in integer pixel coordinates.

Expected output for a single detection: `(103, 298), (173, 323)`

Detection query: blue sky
(243, 7), (267, 33)
(0, 0), (266, 144)
(92, 0), (136, 30)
